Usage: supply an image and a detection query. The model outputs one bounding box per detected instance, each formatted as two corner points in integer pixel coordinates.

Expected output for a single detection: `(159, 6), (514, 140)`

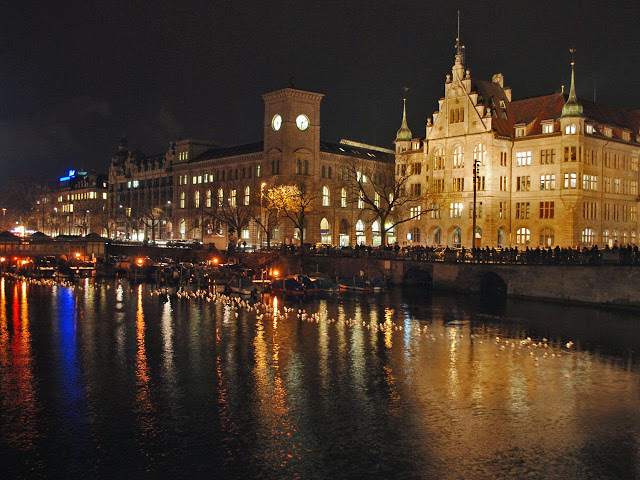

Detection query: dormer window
(499, 100), (506, 109)
(565, 124), (577, 135)
(542, 123), (554, 134)
(515, 126), (526, 137)
(585, 124), (595, 134)
(622, 131), (630, 141)
(604, 127), (612, 137)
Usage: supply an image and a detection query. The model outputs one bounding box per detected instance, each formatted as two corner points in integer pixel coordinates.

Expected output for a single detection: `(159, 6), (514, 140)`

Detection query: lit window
(586, 124), (595, 134)
(449, 202), (463, 218)
(542, 123), (554, 134)
(102, 192), (107, 200)
(565, 124), (577, 134)
(244, 186), (250, 206)
(341, 188), (347, 208)
(218, 189), (224, 207)
(516, 151), (532, 166)
(581, 228), (596, 245)
(180, 192), (186, 208)
(322, 186), (330, 206)
(473, 143), (486, 165)
(453, 146), (464, 168)
(516, 228), (530, 245)
(195, 191), (200, 208)
(230, 189), (237, 207)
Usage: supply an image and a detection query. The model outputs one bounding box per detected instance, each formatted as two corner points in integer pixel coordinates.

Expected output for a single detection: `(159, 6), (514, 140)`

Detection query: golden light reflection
(272, 295), (279, 329)
(252, 295), (300, 468)
(161, 300), (176, 385)
(383, 308), (394, 349)
(135, 283), (154, 434)
(447, 327), (460, 398)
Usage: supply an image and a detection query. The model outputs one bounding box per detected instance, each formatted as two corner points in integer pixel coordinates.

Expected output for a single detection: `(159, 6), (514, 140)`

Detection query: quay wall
(280, 255), (640, 309)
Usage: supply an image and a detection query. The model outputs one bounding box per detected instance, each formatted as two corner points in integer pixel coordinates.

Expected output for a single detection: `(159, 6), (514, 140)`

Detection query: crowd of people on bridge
(283, 242), (640, 266)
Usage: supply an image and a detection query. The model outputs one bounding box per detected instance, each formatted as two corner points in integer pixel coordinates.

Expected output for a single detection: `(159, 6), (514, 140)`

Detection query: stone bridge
(288, 255), (640, 309)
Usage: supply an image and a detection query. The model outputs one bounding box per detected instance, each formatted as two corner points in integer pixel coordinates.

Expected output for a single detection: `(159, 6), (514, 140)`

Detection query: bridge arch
(477, 271), (507, 299)
(403, 267), (433, 289)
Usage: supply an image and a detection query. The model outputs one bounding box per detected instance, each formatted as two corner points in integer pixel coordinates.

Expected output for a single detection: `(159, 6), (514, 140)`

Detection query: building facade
(41, 169), (109, 237)
(108, 88), (395, 248)
(396, 49), (640, 249)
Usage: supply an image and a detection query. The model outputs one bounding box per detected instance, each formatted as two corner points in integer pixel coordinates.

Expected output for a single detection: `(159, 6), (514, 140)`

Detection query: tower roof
(561, 54), (584, 118)
(395, 98), (412, 142)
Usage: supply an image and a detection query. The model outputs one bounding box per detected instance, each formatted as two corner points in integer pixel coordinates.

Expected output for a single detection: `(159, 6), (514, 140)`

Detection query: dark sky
(2, 1), (639, 187)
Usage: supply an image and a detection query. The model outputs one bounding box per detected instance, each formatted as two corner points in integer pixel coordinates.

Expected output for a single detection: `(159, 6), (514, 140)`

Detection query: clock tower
(262, 88), (324, 177)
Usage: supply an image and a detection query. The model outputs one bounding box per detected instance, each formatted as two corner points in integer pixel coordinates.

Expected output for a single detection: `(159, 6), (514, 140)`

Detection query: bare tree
(0, 176), (48, 232)
(340, 157), (432, 246)
(266, 182), (318, 247)
(249, 183), (281, 249)
(218, 180), (253, 247)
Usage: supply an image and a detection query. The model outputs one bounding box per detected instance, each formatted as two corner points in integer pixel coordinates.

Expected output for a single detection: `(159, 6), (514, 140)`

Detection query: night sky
(2, 1), (640, 187)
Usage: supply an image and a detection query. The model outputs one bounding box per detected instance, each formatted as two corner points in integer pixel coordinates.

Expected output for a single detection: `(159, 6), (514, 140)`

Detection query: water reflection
(0, 278), (638, 479)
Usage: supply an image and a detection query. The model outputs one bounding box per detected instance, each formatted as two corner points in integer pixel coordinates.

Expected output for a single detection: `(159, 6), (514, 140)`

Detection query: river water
(0, 276), (639, 479)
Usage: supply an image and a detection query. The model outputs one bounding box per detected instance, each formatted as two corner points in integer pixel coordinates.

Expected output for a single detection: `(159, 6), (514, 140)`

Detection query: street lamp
(260, 182), (266, 249)
(472, 158), (479, 248)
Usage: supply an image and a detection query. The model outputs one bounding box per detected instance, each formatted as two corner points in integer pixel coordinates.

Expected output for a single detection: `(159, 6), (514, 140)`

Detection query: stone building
(395, 47), (640, 249)
(108, 87), (395, 248)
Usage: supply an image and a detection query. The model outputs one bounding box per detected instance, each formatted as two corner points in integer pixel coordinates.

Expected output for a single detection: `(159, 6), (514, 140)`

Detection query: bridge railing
(278, 244), (640, 267)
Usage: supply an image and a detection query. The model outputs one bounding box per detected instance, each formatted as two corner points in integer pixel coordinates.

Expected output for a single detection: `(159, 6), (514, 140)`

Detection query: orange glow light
(213, 258), (219, 265)
(137, 258), (144, 265)
(273, 269), (279, 278)
(0, 257), (5, 262)
(75, 252), (81, 259)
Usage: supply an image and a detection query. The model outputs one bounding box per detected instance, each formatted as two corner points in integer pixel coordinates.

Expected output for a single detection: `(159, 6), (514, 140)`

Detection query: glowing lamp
(0, 257), (5, 262)
(137, 258), (144, 265)
(213, 258), (219, 265)
(273, 269), (279, 278)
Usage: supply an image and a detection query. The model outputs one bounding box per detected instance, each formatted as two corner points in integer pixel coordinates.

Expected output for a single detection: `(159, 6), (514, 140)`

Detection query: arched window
(356, 219), (366, 245)
(339, 219), (350, 247)
(320, 218), (331, 244)
(206, 189), (212, 208)
(244, 186), (250, 206)
(194, 190), (200, 208)
(453, 145), (464, 168)
(321, 165), (326, 178)
(612, 229), (618, 244)
(497, 228), (505, 248)
(180, 191), (186, 208)
(452, 227), (462, 247)
(296, 159), (302, 174)
(540, 227), (554, 247)
(434, 147), (445, 170)
(632, 231), (637, 245)
(473, 143), (487, 166)
(179, 218), (186, 239)
(602, 229), (610, 245)
(449, 109), (455, 123)
(409, 227), (421, 243)
(433, 227), (442, 245)
(516, 228), (531, 245)
(341, 188), (347, 208)
(582, 228), (596, 245)
(230, 189), (237, 207)
(322, 186), (330, 206)
(304, 160), (309, 175)
(218, 188), (224, 207)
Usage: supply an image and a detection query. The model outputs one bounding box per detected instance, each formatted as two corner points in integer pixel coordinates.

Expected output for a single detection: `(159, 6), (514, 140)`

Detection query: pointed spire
(395, 92), (412, 142)
(562, 48), (584, 118)
(454, 10), (465, 66)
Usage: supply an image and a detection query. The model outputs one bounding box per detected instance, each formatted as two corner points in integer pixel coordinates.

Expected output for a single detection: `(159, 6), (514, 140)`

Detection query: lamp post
(260, 182), (266, 249)
(472, 158), (478, 248)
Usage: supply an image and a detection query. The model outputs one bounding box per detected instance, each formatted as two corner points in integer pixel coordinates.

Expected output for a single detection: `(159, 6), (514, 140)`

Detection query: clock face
(272, 114), (282, 131)
(296, 114), (309, 131)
